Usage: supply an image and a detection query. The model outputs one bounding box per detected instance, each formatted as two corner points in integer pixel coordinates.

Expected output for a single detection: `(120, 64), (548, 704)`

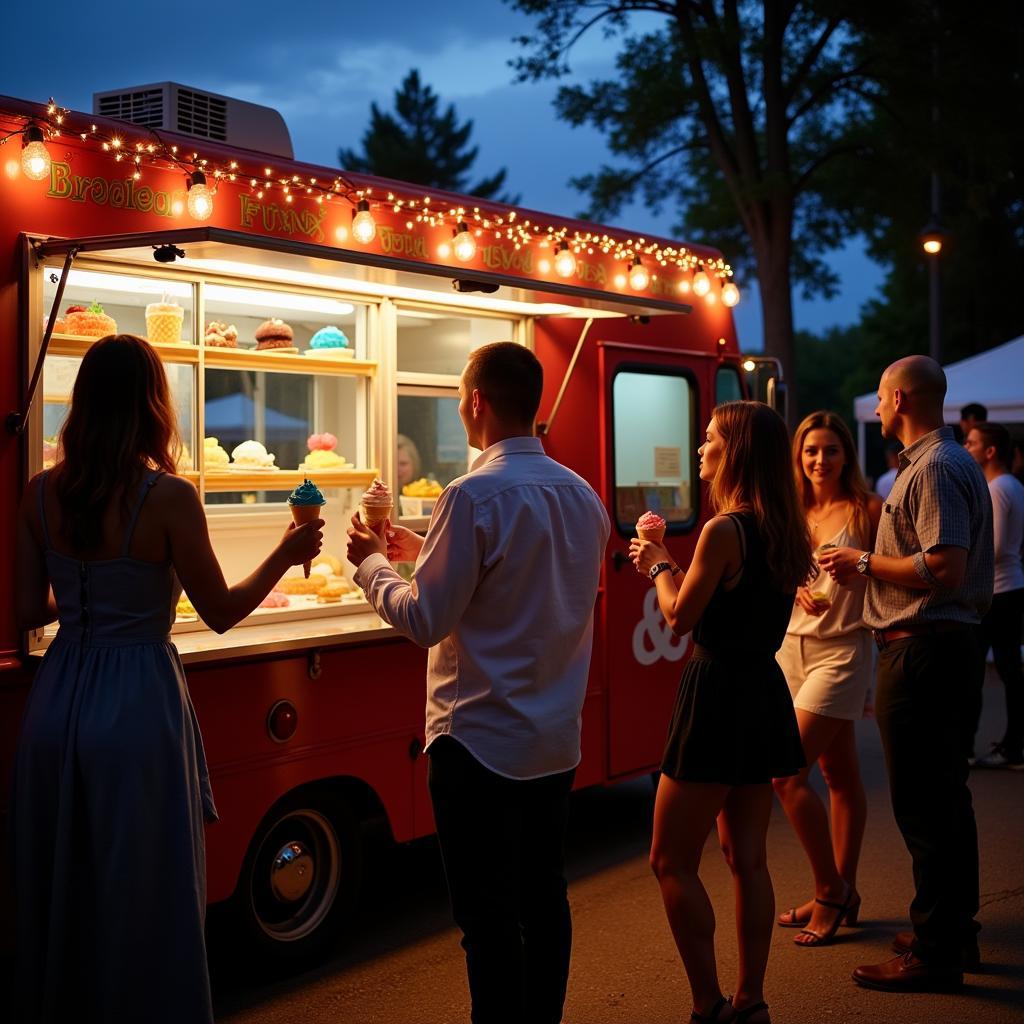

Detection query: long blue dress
(12, 470), (218, 1023)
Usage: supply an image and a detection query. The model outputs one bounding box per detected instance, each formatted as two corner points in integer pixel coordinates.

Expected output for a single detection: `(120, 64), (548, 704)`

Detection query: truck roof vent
(175, 88), (228, 141)
(96, 87), (165, 129)
(92, 82), (293, 159)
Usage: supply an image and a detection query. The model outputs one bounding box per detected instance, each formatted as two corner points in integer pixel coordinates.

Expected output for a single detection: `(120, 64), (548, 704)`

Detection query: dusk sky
(6, 0), (883, 349)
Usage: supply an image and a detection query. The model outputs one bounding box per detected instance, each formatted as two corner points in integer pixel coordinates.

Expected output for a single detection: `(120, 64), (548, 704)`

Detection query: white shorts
(776, 631), (873, 721)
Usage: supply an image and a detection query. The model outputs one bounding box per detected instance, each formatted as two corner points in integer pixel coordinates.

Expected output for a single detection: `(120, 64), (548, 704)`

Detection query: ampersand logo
(632, 588), (689, 666)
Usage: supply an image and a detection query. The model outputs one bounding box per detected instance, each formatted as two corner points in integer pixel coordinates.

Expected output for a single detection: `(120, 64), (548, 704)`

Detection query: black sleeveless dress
(661, 512), (805, 784)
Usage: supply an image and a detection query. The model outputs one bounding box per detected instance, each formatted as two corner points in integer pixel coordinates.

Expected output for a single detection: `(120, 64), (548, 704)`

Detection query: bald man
(819, 356), (993, 993)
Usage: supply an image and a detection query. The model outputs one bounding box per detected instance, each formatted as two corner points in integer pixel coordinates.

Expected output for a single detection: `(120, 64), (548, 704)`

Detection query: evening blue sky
(5, 0), (883, 349)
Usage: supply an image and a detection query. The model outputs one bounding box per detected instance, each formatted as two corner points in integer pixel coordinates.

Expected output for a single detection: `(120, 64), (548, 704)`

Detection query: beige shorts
(776, 631), (873, 721)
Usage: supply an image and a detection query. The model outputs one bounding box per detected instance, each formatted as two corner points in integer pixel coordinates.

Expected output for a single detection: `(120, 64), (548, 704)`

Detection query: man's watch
(649, 561), (673, 581)
(855, 551), (872, 576)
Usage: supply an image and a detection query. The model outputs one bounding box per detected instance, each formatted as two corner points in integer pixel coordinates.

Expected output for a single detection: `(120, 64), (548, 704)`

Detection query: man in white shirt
(347, 342), (610, 1024)
(874, 442), (901, 500)
(964, 422), (1024, 768)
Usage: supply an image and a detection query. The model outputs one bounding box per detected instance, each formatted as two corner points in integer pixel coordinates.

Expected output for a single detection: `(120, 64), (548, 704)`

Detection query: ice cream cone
(361, 500), (393, 535)
(637, 526), (666, 544)
(290, 503), (323, 577)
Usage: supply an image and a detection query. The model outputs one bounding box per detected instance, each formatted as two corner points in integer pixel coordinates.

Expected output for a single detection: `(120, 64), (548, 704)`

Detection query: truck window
(715, 365), (743, 404)
(611, 369), (696, 536)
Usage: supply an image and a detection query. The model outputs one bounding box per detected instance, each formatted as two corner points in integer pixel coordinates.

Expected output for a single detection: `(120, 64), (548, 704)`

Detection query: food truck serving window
(611, 368), (697, 536)
(715, 365), (743, 404)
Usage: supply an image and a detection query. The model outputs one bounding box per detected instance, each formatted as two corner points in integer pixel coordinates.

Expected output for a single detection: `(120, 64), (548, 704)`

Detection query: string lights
(3, 97), (740, 304)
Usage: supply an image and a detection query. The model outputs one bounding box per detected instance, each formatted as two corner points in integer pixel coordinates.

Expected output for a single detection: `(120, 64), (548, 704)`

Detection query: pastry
(258, 590), (290, 609)
(360, 478), (392, 533)
(300, 432), (349, 471)
(146, 302), (185, 344)
(276, 574), (328, 595)
(204, 321), (238, 348)
(316, 580), (347, 603)
(254, 317), (295, 351)
(636, 510), (666, 543)
(311, 552), (343, 576)
(230, 440), (277, 469)
(64, 302), (117, 338)
(402, 477), (444, 498)
(175, 593), (198, 622)
(204, 437), (230, 469)
(309, 325), (353, 359)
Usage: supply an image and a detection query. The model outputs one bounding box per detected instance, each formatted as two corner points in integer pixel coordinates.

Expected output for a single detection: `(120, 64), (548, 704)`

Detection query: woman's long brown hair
(52, 335), (180, 552)
(709, 401), (813, 593)
(792, 411), (872, 547)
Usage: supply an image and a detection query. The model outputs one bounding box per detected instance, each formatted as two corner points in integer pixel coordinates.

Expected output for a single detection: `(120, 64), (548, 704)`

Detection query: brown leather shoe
(891, 930), (982, 972)
(852, 952), (964, 992)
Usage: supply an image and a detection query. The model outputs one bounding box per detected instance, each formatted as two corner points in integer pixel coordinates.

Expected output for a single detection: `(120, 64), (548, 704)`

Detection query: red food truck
(0, 90), (751, 959)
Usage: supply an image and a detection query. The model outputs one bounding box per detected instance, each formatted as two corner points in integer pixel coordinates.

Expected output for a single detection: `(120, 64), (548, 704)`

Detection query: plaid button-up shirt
(864, 426), (993, 629)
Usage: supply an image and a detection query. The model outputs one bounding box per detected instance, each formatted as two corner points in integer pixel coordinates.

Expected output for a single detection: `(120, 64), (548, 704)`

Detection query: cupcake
(300, 432), (348, 471)
(309, 325), (353, 359)
(64, 302), (117, 338)
(204, 437), (230, 469)
(254, 318), (295, 351)
(230, 440), (277, 469)
(146, 302), (185, 344)
(204, 321), (238, 348)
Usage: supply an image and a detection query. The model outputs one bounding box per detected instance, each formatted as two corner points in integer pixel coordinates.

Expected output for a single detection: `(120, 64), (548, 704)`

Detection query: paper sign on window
(654, 446), (682, 479)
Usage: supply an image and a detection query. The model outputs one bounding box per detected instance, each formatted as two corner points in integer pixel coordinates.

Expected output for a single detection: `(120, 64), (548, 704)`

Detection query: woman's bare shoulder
(151, 472), (200, 509)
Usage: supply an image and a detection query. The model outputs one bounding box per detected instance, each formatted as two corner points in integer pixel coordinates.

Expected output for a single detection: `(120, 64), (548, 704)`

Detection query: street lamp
(920, 216), (945, 363)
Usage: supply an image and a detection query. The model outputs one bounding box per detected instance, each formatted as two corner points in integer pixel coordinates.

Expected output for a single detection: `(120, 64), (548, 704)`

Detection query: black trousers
(875, 629), (980, 967)
(428, 735), (575, 1024)
(971, 588), (1024, 757)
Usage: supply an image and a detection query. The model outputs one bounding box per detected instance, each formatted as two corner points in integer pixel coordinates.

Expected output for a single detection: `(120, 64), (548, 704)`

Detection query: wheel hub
(270, 840), (314, 902)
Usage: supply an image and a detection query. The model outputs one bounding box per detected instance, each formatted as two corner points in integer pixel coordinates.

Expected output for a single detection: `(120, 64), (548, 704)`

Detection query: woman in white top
(773, 411), (882, 947)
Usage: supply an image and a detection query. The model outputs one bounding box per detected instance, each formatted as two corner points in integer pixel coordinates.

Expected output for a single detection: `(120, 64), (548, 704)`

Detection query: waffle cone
(361, 501), (393, 535)
(637, 526), (666, 543)
(290, 503), (323, 577)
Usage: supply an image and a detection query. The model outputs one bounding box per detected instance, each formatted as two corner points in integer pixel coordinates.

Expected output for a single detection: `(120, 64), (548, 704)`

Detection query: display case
(29, 258), (393, 652)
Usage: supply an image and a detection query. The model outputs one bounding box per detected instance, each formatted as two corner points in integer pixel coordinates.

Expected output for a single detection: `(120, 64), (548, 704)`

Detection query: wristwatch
(855, 551), (871, 576)
(649, 561), (673, 581)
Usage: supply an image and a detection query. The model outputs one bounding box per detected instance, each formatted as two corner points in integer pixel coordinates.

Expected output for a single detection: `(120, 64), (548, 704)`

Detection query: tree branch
(784, 16), (842, 103)
(786, 59), (874, 129)
(794, 141), (868, 192)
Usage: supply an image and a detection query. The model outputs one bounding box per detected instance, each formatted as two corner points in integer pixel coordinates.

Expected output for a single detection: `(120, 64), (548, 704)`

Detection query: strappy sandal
(795, 885), (859, 947)
(690, 995), (736, 1023)
(732, 1001), (769, 1024)
(777, 905), (811, 928)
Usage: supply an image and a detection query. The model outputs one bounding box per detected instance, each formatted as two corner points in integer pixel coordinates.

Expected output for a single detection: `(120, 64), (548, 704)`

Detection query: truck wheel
(235, 791), (361, 961)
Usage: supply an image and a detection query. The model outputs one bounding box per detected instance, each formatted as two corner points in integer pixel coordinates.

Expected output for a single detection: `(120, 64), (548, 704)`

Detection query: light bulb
(743, 358), (757, 372)
(923, 238), (942, 255)
(21, 125), (50, 181)
(554, 243), (577, 279)
(692, 269), (711, 296)
(187, 171), (213, 220)
(453, 222), (476, 262)
(628, 256), (649, 291)
(352, 199), (376, 244)
(721, 281), (740, 307)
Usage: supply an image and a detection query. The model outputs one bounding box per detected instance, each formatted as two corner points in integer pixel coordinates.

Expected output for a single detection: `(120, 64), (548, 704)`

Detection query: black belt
(872, 621), (971, 651)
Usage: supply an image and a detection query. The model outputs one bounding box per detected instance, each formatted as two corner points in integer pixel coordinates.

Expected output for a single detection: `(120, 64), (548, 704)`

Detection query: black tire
(233, 789), (361, 962)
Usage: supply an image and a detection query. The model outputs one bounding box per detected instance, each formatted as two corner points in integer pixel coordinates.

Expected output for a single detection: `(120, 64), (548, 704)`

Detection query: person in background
(12, 335), (322, 1024)
(820, 355), (992, 993)
(631, 401), (812, 1024)
(347, 342), (610, 1024)
(959, 402), (988, 441)
(964, 422), (1024, 769)
(774, 412), (882, 946)
(874, 442), (901, 500)
(396, 432), (422, 489)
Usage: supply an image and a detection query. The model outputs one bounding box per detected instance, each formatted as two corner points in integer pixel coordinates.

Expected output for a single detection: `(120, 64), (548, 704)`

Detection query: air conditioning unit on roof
(92, 82), (293, 159)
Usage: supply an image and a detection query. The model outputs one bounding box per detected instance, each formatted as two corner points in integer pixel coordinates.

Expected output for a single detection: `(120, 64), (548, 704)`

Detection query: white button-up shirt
(355, 436), (610, 779)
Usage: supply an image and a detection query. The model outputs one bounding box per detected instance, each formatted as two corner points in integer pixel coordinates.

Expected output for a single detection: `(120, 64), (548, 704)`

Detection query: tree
(507, 1), (885, 419)
(339, 69), (516, 202)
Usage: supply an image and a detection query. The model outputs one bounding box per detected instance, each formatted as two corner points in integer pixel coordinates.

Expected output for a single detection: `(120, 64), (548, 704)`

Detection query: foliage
(339, 70), (516, 202)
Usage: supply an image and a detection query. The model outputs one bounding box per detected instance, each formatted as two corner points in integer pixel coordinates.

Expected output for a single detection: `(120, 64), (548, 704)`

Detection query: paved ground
(209, 669), (1024, 1024)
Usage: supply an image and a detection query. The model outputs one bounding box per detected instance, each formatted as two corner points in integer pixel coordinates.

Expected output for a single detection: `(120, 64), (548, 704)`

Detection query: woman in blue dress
(12, 335), (323, 1023)
(631, 402), (813, 1024)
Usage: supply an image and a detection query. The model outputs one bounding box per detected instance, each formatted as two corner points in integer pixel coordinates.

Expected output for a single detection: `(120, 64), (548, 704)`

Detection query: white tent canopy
(853, 335), (1024, 469)
(854, 334), (1024, 424)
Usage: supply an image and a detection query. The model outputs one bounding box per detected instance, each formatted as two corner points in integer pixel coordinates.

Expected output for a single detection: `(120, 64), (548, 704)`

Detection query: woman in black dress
(630, 401), (813, 1024)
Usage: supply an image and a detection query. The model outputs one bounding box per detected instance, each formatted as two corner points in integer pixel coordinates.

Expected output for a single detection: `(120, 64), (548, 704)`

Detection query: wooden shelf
(203, 347), (376, 376)
(48, 334), (200, 364)
(201, 468), (379, 492)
